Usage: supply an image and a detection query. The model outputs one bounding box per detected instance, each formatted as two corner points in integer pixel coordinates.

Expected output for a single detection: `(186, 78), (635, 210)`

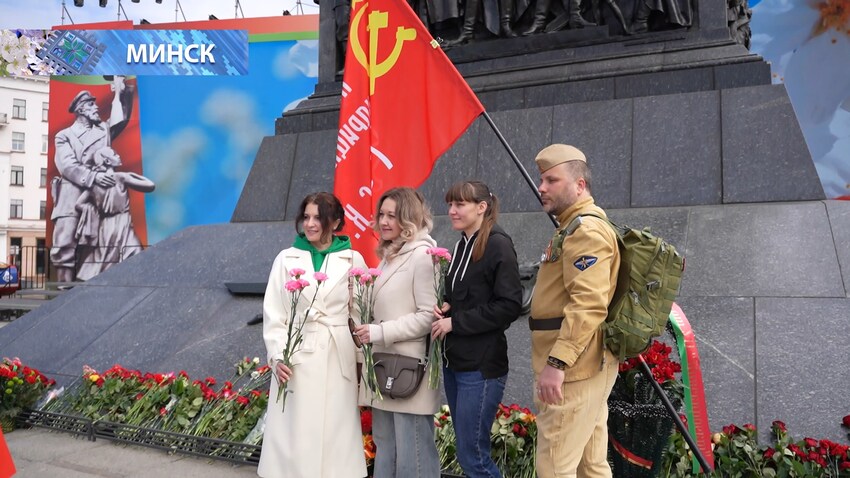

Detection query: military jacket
(529, 197), (620, 382)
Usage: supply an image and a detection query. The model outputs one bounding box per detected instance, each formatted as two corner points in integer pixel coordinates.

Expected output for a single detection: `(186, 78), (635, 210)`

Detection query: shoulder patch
(573, 255), (598, 271)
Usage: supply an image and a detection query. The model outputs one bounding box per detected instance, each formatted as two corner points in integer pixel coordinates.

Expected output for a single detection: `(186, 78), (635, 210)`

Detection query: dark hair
(295, 192), (346, 245)
(444, 181), (499, 262)
(373, 187), (433, 260)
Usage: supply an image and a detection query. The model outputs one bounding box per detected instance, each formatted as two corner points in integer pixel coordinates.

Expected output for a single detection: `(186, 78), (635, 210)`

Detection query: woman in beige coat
(353, 187), (441, 478)
(258, 192), (367, 478)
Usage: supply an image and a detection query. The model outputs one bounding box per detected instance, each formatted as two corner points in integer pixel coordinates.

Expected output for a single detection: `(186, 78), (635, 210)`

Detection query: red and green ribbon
(668, 303), (714, 473)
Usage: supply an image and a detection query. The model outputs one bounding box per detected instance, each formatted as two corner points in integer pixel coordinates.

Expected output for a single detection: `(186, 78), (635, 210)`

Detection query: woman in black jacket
(432, 181), (522, 478)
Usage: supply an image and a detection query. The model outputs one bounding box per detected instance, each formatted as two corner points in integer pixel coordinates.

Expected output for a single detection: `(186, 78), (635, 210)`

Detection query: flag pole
(482, 109), (711, 472)
(482, 111), (558, 227)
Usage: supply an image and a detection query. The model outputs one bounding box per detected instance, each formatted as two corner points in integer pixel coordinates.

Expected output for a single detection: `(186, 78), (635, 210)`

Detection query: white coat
(258, 246), (368, 478)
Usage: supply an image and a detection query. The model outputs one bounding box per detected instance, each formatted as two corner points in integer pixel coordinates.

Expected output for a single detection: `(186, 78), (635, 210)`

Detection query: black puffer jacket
(443, 224), (522, 378)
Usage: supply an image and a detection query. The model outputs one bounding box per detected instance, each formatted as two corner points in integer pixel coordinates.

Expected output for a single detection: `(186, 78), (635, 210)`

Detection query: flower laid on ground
(0, 357), (54, 429)
(44, 358), (270, 442)
(662, 419), (850, 477)
(275, 269), (327, 411)
(434, 404), (462, 474)
(425, 247), (452, 390)
(360, 406), (376, 469)
(434, 403), (536, 478)
(350, 267), (383, 401)
(491, 403), (537, 478)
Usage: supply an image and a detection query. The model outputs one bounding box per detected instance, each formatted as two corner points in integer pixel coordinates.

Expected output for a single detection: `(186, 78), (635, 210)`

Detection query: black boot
(447, 0), (482, 45)
(522, 0), (551, 35)
(631, 0), (650, 32)
(500, 0), (517, 37)
(568, 0), (596, 28)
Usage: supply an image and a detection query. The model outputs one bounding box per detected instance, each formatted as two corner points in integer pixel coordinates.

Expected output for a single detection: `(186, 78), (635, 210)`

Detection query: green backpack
(577, 215), (685, 361)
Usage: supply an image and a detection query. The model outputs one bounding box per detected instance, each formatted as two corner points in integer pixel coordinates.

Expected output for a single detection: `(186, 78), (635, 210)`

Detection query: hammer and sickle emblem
(350, 0), (417, 95)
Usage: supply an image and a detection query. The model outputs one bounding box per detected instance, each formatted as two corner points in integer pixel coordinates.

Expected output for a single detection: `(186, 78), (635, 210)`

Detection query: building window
(10, 238), (21, 265)
(42, 135), (48, 154)
(40, 201), (46, 220)
(42, 102), (49, 122)
(40, 168), (47, 188)
(12, 132), (25, 152)
(12, 99), (26, 119)
(10, 200), (23, 219)
(11, 166), (24, 186)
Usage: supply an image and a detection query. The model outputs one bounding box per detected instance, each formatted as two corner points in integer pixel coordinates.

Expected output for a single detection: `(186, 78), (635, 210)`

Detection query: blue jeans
(372, 409), (441, 478)
(444, 368), (507, 478)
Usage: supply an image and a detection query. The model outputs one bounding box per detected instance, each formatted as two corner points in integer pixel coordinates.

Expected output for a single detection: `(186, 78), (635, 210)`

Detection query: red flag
(0, 429), (15, 478)
(334, 0), (484, 265)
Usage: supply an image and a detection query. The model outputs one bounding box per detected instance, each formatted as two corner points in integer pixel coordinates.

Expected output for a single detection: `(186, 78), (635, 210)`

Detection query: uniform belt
(528, 317), (564, 330)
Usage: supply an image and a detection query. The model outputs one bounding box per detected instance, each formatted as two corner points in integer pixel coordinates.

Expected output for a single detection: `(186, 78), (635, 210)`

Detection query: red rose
(360, 409), (373, 433)
(512, 424), (521, 434)
(236, 396), (250, 406)
(159, 407), (167, 416)
(722, 424), (741, 436)
(843, 415), (850, 428)
(771, 420), (787, 432)
(804, 438), (818, 448)
(839, 462), (850, 471)
(743, 423), (756, 432)
(764, 447), (775, 459)
(517, 426), (528, 437)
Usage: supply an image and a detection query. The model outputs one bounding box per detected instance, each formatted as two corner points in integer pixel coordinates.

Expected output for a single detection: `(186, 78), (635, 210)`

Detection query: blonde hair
(373, 187), (432, 261)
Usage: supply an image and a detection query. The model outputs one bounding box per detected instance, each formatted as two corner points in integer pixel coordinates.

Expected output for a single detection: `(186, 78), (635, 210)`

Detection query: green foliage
(0, 357), (54, 418)
(434, 403), (537, 478)
(661, 421), (850, 477)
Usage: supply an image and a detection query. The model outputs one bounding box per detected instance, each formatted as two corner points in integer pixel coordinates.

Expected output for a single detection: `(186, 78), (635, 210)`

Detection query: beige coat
(359, 233), (440, 415)
(259, 246), (367, 478)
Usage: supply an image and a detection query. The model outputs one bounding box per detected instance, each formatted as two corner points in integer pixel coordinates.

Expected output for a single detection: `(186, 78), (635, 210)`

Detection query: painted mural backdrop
(46, 75), (147, 282)
(45, 16), (319, 280)
(750, 0), (850, 199)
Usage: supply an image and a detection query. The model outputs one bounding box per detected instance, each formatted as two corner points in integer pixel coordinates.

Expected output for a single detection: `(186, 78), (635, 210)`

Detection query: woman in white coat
(258, 192), (367, 478)
(353, 187), (441, 478)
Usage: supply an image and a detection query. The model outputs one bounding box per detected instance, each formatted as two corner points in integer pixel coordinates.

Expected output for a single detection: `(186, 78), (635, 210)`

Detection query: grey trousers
(372, 408), (441, 478)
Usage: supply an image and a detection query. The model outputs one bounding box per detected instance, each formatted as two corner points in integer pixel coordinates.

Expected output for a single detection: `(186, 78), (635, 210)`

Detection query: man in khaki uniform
(529, 144), (621, 478)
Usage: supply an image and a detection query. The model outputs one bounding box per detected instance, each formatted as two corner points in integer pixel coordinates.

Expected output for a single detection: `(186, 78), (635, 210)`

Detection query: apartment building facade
(0, 75), (49, 283)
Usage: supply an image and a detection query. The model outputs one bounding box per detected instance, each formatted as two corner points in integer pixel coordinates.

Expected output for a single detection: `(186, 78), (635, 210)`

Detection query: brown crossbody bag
(346, 273), (428, 399)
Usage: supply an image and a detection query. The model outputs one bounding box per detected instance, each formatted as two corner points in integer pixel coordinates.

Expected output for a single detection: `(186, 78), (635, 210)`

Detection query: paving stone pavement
(4, 428), (258, 477)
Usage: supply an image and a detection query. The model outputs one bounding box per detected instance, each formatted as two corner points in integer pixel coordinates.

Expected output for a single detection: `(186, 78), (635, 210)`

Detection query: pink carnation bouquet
(350, 267), (383, 401)
(426, 247), (452, 389)
(275, 268), (328, 411)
